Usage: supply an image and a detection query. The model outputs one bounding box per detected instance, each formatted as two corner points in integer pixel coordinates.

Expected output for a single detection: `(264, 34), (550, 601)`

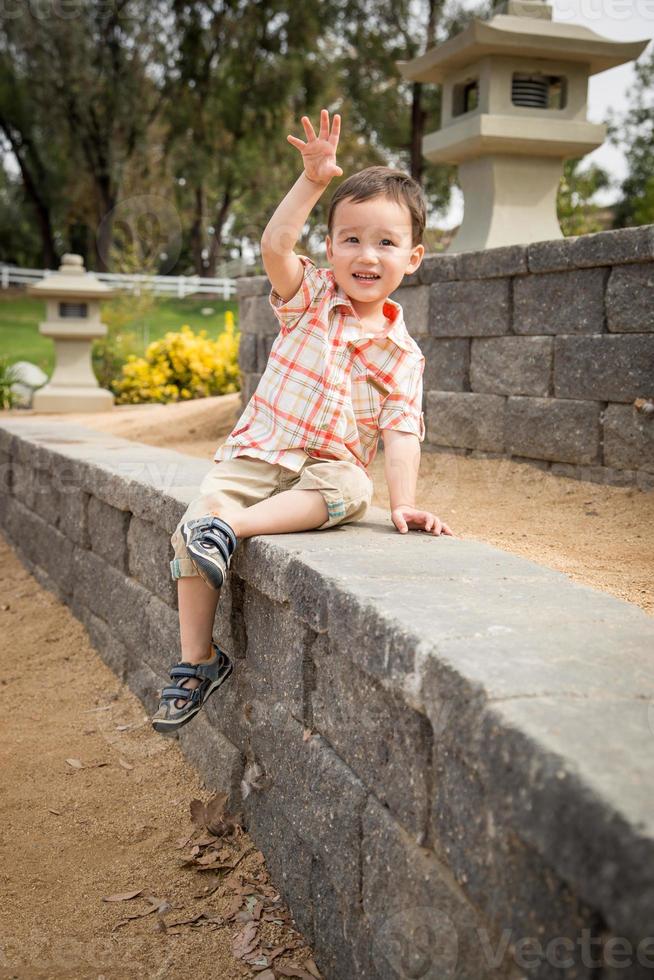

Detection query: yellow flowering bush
(112, 319), (240, 405)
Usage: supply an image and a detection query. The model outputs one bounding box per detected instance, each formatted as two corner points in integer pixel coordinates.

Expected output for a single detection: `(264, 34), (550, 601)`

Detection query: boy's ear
(405, 243), (425, 274)
(325, 235), (333, 262)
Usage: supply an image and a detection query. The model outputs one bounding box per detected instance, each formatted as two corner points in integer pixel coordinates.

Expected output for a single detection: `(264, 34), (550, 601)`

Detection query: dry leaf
(118, 758), (134, 770)
(102, 889), (143, 903)
(304, 958), (322, 978)
(48, 808), (61, 816)
(255, 972), (275, 980)
(66, 758), (84, 769)
(232, 921), (259, 960)
(275, 966), (318, 979)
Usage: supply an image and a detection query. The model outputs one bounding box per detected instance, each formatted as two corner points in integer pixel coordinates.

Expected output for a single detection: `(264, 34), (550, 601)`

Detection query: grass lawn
(0, 291), (239, 378)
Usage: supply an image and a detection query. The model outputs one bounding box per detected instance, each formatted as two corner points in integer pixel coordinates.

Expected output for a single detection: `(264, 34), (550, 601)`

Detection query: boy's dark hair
(327, 166), (426, 247)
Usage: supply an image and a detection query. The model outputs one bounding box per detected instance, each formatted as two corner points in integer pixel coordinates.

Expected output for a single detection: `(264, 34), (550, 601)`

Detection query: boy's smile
(325, 194), (424, 323)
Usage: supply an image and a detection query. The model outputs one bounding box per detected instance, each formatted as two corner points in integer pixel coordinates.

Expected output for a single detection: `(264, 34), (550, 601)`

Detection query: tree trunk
(206, 185), (232, 278)
(190, 185), (205, 276)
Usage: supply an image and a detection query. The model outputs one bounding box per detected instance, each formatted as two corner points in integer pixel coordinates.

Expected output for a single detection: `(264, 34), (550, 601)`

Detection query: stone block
(418, 253), (461, 283)
(245, 788), (315, 945)
(239, 293), (278, 333)
(178, 714), (243, 804)
(429, 280), (510, 336)
(238, 331), (258, 372)
(429, 747), (599, 975)
(241, 372), (262, 406)
(256, 333), (276, 371)
(310, 861), (382, 980)
(242, 586), (310, 719)
(554, 335), (654, 402)
(236, 274), (268, 299)
(87, 496), (130, 572)
(58, 486), (90, 548)
(124, 652), (166, 715)
(70, 600), (128, 680)
(127, 514), (177, 607)
(471, 337), (552, 396)
(417, 337), (469, 392)
(249, 702), (366, 902)
(513, 269), (606, 335)
(459, 244), (528, 279)
(528, 226), (654, 273)
(72, 548), (151, 655)
(391, 283), (429, 335)
(362, 796), (491, 979)
(505, 397), (600, 465)
(425, 391), (505, 452)
(234, 538), (293, 606)
(311, 640), (432, 840)
(603, 404), (654, 473)
(4, 496), (74, 595)
(606, 263), (654, 333)
(144, 594), (181, 675)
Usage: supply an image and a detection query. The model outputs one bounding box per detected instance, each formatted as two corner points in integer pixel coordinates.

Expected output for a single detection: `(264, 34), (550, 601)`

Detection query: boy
(151, 109), (455, 735)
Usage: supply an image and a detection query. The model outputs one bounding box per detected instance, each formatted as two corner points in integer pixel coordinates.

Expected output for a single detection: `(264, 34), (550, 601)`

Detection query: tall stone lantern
(28, 254), (115, 412)
(397, 0), (649, 252)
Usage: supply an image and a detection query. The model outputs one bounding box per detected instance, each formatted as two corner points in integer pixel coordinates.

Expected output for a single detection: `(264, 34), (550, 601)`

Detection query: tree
(557, 158), (610, 236)
(609, 48), (654, 228)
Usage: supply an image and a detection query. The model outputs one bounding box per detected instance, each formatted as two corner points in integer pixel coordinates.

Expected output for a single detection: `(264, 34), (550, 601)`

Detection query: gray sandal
(151, 641), (232, 734)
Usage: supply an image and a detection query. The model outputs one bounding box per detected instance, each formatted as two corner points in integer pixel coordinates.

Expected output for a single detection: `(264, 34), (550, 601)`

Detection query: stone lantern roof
(397, 1), (648, 84)
(29, 253), (112, 301)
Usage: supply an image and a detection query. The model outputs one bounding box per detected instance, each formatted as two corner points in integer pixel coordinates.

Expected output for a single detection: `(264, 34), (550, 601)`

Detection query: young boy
(151, 109), (455, 735)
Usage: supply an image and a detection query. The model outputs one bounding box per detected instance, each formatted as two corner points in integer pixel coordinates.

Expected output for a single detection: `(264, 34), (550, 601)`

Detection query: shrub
(112, 320), (240, 405)
(0, 357), (21, 410)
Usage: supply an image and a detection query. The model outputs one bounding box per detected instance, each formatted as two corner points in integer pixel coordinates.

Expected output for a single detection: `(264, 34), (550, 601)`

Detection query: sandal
(181, 515), (238, 591)
(151, 641), (233, 734)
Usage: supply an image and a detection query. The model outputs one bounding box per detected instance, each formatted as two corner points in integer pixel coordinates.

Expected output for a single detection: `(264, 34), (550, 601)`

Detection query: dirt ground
(0, 531), (321, 980)
(5, 393), (651, 615)
(1, 394), (652, 979)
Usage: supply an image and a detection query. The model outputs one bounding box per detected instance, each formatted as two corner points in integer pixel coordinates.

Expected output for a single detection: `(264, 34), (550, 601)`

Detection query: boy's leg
(219, 488), (328, 538)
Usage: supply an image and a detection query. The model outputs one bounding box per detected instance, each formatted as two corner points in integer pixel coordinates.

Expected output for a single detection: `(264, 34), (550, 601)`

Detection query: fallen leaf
(275, 966), (319, 979)
(102, 889), (143, 903)
(116, 724), (132, 731)
(232, 921), (259, 960)
(255, 971), (275, 980)
(118, 758), (134, 770)
(304, 958), (322, 978)
(48, 808), (61, 816)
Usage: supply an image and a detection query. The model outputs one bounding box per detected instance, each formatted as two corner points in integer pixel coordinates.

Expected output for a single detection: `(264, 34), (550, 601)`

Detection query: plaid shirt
(215, 255), (425, 473)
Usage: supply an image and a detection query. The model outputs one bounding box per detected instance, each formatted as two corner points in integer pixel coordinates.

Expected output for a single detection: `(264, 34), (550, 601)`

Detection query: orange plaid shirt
(215, 255), (426, 474)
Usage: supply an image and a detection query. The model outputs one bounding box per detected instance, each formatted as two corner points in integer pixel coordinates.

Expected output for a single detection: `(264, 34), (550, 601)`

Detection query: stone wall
(2, 419), (654, 979)
(237, 226), (654, 491)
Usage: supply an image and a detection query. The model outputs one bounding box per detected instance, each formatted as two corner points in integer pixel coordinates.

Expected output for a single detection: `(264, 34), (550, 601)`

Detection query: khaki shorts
(169, 453), (373, 581)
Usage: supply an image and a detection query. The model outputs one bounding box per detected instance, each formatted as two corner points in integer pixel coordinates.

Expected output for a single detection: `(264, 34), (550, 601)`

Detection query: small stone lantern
(28, 254), (115, 412)
(397, 0), (649, 252)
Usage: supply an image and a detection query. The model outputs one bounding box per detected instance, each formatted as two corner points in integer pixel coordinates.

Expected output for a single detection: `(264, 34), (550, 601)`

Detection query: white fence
(0, 264), (241, 299)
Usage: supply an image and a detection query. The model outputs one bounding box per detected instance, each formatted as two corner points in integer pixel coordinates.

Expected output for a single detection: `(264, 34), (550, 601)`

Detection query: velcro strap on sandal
(209, 517), (237, 554)
(202, 529), (232, 567)
(169, 665), (202, 679)
(161, 685), (201, 701)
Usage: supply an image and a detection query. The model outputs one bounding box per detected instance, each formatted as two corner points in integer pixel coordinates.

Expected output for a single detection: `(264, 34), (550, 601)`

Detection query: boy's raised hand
(287, 109), (343, 186)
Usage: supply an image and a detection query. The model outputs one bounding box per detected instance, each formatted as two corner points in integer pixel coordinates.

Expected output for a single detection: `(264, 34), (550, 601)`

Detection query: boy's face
(325, 194), (424, 312)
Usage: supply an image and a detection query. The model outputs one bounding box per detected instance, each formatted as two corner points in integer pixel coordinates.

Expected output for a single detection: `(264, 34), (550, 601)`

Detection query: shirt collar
(327, 274), (416, 354)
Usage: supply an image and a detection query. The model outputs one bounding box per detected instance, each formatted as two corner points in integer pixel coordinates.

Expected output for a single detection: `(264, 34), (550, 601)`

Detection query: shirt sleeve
(377, 354), (426, 442)
(268, 254), (323, 334)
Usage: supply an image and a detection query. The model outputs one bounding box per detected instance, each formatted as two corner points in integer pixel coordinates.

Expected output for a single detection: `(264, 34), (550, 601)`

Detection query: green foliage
(557, 158), (610, 236)
(609, 49), (654, 228)
(111, 321), (240, 405)
(0, 356), (21, 410)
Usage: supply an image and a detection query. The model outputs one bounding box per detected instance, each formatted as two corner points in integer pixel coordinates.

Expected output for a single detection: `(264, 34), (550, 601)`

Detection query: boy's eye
(381, 239), (394, 246)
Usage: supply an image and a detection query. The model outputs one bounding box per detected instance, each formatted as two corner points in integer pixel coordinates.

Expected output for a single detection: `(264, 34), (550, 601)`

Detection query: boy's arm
(261, 110), (342, 303)
(383, 429), (420, 513)
(382, 428), (456, 536)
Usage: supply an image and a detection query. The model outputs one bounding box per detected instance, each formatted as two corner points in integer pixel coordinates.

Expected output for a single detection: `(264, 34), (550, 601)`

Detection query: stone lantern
(397, 0), (649, 252)
(28, 254), (115, 412)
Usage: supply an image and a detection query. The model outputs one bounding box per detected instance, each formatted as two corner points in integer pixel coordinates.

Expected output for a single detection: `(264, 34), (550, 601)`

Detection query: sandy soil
(0, 532), (321, 980)
(4, 394), (651, 615)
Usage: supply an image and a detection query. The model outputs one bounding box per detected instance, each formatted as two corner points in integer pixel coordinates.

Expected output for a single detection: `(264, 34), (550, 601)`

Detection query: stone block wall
(2, 421), (654, 980)
(236, 226), (654, 491)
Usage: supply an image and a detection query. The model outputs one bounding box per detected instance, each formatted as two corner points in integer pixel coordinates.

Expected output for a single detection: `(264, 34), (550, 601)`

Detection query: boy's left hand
(391, 506), (456, 536)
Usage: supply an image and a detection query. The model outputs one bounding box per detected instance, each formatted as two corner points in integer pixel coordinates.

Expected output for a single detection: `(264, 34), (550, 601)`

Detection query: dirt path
(0, 533), (320, 980)
(4, 395), (651, 615)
